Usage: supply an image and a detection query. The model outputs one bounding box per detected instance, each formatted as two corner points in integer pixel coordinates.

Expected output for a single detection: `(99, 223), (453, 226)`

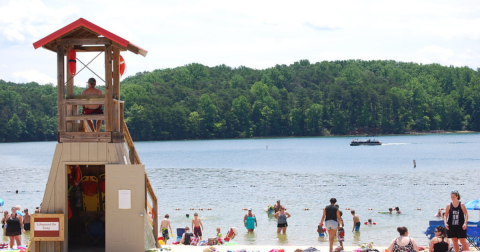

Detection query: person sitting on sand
(429, 226), (449, 252)
(387, 226), (418, 252)
(180, 226), (194, 245)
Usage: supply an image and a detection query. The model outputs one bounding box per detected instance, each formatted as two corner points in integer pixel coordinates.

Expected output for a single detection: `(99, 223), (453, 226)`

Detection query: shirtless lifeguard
(82, 78), (103, 132)
(191, 212), (204, 240)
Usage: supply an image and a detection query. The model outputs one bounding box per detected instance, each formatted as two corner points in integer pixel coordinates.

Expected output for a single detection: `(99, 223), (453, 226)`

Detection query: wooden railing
(123, 119), (159, 248)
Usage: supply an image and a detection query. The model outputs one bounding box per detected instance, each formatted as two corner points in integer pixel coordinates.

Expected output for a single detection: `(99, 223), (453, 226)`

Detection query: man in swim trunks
(191, 212), (204, 240)
(82, 78), (103, 132)
(351, 210), (360, 232)
(23, 209), (30, 231)
(160, 214), (173, 244)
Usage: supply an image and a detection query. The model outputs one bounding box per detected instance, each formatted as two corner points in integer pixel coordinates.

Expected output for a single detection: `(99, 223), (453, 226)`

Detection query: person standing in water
(444, 190), (469, 252)
(351, 210), (360, 232)
(244, 207), (257, 233)
(274, 207), (291, 234)
(320, 198), (343, 252)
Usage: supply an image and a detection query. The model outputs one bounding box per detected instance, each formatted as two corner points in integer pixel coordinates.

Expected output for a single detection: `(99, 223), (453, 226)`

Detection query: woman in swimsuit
(429, 226), (449, 252)
(274, 207), (291, 234)
(387, 226), (419, 252)
(6, 206), (24, 249)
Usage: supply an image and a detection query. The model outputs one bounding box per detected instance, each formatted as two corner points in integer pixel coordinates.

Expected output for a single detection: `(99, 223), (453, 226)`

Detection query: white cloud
(12, 69), (55, 85)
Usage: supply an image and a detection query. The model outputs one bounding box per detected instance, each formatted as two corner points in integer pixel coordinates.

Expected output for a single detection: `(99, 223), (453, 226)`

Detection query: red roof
(33, 18), (147, 56)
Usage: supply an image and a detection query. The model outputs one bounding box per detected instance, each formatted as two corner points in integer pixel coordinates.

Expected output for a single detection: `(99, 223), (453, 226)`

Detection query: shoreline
(154, 245), (388, 252)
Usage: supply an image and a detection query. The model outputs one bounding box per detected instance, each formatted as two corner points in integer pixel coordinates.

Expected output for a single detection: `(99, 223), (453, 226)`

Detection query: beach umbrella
(465, 199), (480, 210)
(465, 199), (480, 220)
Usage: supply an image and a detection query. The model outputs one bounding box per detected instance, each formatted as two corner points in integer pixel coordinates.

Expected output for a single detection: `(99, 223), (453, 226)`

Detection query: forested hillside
(1, 59), (479, 142)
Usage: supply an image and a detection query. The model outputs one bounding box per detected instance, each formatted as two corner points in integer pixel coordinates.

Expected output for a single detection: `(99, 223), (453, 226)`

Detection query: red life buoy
(120, 55), (125, 76)
(68, 49), (76, 76)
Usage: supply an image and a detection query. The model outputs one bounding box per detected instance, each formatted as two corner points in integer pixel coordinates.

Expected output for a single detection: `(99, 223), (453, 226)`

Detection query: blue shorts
(325, 220), (338, 230)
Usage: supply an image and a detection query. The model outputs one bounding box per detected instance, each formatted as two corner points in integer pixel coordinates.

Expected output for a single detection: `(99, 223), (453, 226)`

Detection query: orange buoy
(373, 222), (377, 225)
(68, 49), (76, 76)
(346, 208), (350, 210)
(189, 208), (194, 210)
(417, 208), (422, 210)
(207, 208), (212, 210)
(368, 208), (373, 210)
(199, 208), (203, 211)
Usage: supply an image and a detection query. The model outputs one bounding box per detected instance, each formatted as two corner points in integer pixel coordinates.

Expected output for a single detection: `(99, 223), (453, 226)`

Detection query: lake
(1, 133), (479, 246)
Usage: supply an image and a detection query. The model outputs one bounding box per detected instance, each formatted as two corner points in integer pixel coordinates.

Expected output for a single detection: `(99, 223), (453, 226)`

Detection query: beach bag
(208, 238), (218, 245)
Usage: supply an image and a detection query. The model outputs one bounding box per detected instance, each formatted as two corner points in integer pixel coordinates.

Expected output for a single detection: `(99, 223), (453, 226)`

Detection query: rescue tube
(68, 165), (81, 187)
(68, 49), (76, 76)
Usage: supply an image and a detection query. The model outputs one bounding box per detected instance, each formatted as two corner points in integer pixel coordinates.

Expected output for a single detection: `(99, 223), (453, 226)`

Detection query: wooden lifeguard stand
(32, 18), (159, 252)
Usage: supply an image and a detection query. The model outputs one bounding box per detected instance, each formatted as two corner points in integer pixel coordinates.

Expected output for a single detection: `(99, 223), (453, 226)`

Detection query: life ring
(68, 49), (76, 76)
(112, 55), (126, 78)
(120, 55), (125, 76)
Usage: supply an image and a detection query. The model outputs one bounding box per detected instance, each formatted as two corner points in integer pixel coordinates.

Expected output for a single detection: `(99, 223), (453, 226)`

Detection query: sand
(152, 245), (387, 252)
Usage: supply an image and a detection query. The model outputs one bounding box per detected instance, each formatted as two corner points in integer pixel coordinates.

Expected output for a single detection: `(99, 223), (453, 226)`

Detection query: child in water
(317, 223), (326, 237)
(337, 211), (345, 249)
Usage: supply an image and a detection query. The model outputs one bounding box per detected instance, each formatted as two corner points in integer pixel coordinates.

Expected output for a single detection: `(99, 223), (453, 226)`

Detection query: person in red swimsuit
(82, 78), (103, 132)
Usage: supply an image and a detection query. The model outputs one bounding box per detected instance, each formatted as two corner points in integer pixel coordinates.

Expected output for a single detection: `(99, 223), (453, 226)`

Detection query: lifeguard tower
(32, 18), (158, 252)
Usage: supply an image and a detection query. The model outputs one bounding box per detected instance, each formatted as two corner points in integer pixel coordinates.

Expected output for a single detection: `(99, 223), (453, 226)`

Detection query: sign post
(31, 214), (64, 252)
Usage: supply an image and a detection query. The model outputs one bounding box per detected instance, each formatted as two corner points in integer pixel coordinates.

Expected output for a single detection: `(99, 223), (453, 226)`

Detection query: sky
(1, 0), (479, 86)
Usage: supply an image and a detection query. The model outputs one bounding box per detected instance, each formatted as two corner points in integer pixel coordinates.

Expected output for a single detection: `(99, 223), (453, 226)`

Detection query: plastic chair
(86, 222), (104, 246)
(176, 228), (185, 242)
(467, 227), (480, 250)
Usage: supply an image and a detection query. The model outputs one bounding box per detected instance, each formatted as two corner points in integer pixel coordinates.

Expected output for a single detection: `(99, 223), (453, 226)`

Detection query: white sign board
(118, 189), (131, 209)
(34, 222), (59, 231)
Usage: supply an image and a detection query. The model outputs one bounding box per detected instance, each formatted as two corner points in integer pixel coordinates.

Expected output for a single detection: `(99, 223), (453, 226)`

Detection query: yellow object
(159, 240), (165, 245)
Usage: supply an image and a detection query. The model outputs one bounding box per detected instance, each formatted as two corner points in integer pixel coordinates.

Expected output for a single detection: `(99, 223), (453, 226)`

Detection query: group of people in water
(157, 190), (470, 252)
(1, 206), (33, 249)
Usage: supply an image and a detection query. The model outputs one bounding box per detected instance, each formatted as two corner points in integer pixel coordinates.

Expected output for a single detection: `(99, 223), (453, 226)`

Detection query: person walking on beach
(387, 226), (418, 252)
(429, 226), (449, 252)
(160, 214), (173, 244)
(191, 212), (204, 240)
(320, 198), (343, 252)
(274, 207), (291, 234)
(6, 206), (24, 249)
(351, 210), (360, 232)
(244, 207), (257, 233)
(444, 190), (469, 252)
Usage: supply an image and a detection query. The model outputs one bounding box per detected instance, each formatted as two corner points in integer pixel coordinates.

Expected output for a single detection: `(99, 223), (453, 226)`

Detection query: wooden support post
(112, 47), (120, 132)
(57, 45), (66, 133)
(104, 44), (113, 133)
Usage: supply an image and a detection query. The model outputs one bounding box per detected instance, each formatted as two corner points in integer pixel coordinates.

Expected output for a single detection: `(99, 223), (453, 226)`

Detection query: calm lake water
(1, 133), (479, 247)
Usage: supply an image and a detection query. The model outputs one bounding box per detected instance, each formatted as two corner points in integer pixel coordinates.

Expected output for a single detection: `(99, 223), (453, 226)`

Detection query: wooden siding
(36, 142), (130, 252)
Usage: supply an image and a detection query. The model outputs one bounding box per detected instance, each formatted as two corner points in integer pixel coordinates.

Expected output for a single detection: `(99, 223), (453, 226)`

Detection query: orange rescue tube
(68, 49), (76, 76)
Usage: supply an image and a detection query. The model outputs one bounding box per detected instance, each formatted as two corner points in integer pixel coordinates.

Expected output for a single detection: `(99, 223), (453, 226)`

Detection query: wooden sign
(31, 214), (64, 241)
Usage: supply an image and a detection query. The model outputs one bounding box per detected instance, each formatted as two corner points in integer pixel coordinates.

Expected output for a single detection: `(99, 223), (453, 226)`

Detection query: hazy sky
(1, 0), (479, 86)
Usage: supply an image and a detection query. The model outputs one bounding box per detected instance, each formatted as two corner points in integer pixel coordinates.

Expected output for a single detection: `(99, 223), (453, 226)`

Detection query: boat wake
(382, 143), (409, 145)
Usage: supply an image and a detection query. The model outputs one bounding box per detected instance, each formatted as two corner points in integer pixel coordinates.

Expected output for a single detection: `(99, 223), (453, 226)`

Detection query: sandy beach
(153, 245), (386, 252)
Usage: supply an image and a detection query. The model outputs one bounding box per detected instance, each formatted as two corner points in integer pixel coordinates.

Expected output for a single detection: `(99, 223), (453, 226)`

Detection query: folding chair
(467, 226), (480, 250)
(85, 222), (104, 246)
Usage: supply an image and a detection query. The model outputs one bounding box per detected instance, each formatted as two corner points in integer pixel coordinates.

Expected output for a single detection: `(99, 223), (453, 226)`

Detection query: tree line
(1, 59), (479, 142)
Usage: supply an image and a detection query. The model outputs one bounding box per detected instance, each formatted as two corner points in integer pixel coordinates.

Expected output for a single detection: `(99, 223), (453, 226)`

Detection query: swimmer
(395, 206), (401, 214)
(389, 208), (393, 214)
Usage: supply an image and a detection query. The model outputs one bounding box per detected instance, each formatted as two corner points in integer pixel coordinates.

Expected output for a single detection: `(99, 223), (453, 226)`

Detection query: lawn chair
(85, 222), (104, 246)
(467, 226), (480, 250)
